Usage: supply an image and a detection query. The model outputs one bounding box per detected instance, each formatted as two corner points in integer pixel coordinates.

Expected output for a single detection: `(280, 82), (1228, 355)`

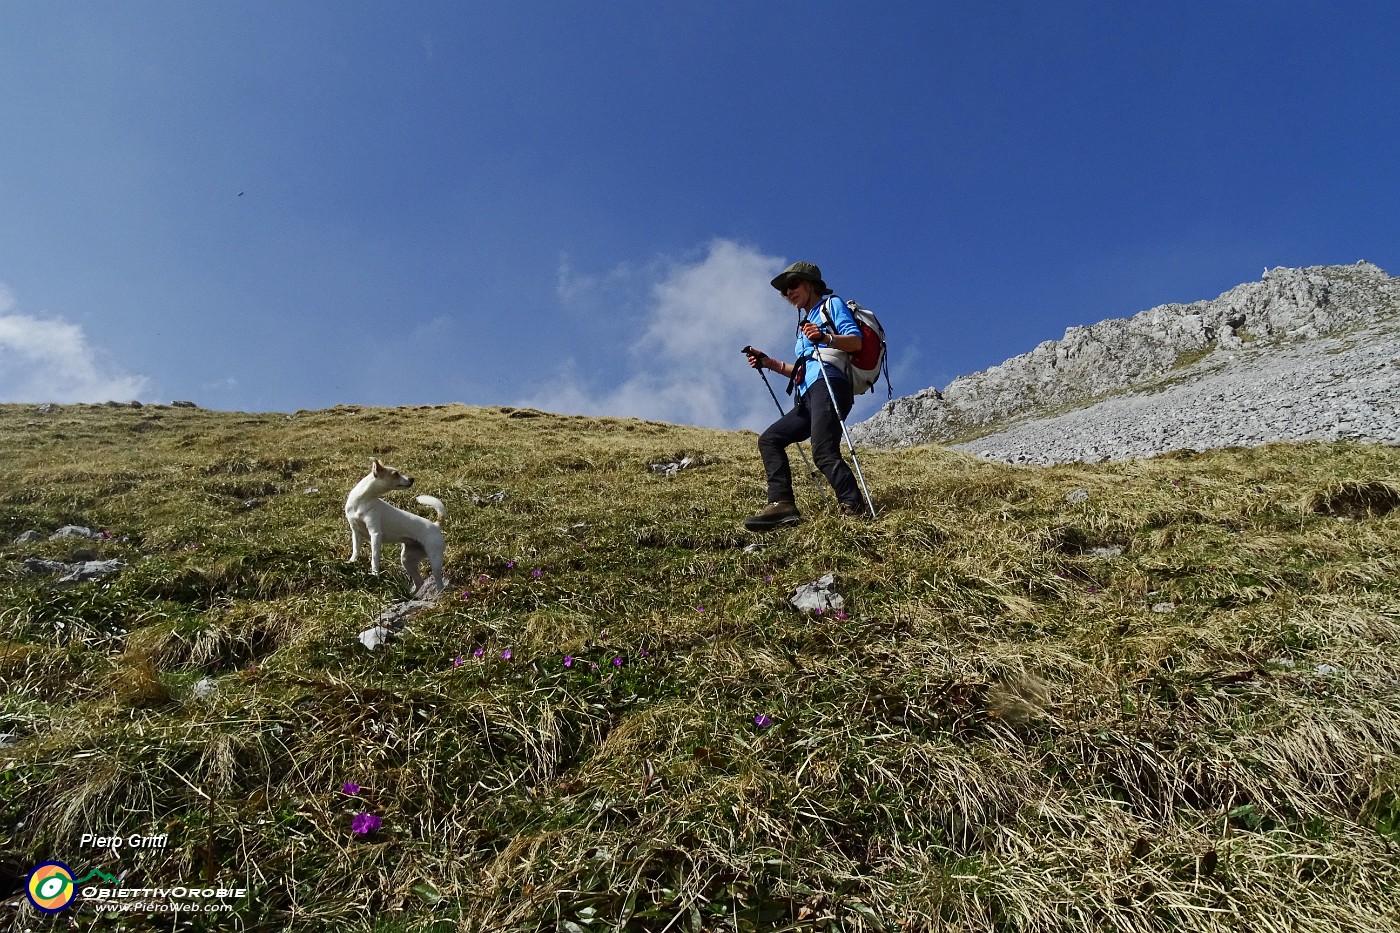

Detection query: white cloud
(555, 252), (647, 313)
(526, 239), (798, 430)
(0, 285), (150, 404)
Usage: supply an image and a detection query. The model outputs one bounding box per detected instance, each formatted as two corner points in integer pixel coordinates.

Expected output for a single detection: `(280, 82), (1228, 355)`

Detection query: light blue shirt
(793, 294), (861, 397)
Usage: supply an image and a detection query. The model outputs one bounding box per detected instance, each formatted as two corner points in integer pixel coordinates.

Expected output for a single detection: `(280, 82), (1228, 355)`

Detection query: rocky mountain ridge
(852, 261), (1400, 463)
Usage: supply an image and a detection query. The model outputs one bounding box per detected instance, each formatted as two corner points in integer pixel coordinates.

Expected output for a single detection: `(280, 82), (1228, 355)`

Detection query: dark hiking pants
(758, 376), (860, 506)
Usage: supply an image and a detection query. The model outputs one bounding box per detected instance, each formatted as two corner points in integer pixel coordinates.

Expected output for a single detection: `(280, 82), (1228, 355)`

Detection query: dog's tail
(415, 495), (447, 523)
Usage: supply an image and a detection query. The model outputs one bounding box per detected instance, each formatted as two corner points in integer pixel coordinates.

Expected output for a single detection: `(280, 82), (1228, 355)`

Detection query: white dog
(344, 458), (447, 595)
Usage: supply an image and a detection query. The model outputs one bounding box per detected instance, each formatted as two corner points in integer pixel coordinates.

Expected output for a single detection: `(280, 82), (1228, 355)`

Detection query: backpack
(816, 298), (892, 398)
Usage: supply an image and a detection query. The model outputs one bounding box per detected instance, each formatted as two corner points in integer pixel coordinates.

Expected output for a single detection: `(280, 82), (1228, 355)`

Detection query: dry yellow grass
(1, 401), (1398, 931)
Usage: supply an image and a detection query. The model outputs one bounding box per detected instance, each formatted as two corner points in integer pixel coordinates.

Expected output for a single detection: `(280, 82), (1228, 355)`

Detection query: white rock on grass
(23, 557), (126, 586)
(649, 456), (695, 476)
(358, 594), (442, 652)
(359, 626), (396, 652)
(791, 573), (845, 613)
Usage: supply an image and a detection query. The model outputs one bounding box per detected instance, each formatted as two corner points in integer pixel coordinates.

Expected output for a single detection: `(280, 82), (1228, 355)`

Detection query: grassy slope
(1, 402), (1398, 932)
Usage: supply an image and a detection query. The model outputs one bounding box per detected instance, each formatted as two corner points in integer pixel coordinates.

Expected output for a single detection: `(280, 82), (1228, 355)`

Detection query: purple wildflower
(753, 714), (773, 728)
(351, 812), (382, 835)
(452, 657), (464, 668)
(612, 657), (623, 667)
(564, 656), (574, 668)
(531, 568), (543, 579)
(472, 647), (485, 659)
(342, 781), (360, 795)
(502, 648), (512, 660)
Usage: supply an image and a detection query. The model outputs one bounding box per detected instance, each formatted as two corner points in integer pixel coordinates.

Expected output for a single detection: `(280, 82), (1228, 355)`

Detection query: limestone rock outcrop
(852, 262), (1400, 464)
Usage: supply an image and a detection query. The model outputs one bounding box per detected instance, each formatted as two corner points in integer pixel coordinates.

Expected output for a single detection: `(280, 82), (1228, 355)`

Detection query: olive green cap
(770, 261), (833, 295)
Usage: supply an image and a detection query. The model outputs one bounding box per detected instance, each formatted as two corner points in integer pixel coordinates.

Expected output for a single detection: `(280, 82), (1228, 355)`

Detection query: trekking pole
(744, 347), (833, 503)
(812, 333), (878, 520)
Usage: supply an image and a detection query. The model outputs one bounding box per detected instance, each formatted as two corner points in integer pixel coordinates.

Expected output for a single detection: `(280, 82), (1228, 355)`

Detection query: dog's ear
(371, 458), (383, 474)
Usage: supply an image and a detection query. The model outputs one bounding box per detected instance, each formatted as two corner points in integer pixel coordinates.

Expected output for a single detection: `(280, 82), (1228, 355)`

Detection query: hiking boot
(839, 500), (869, 519)
(744, 501), (801, 532)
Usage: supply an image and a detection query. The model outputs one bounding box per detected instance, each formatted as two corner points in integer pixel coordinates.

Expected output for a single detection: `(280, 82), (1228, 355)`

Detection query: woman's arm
(816, 329), (862, 354)
(802, 304), (863, 354)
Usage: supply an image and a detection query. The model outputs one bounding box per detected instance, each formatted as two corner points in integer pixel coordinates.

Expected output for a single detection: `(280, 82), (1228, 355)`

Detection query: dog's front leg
(368, 531), (383, 574)
(347, 517), (362, 563)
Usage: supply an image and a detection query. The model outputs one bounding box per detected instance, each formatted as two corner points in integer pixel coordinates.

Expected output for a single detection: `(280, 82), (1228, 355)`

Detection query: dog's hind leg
(401, 541), (427, 590)
(428, 547), (445, 592)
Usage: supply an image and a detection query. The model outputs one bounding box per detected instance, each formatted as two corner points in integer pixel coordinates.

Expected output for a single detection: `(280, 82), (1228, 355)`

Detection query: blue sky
(2, 1), (1396, 430)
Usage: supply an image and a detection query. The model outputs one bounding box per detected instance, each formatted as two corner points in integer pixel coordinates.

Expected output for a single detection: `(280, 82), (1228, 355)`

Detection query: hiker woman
(742, 261), (865, 531)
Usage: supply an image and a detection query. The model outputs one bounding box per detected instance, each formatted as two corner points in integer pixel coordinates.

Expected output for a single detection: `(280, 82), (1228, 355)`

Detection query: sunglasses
(782, 279), (807, 294)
